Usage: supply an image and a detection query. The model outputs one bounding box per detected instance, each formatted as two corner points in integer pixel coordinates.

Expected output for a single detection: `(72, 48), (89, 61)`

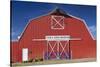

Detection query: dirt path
(11, 58), (96, 67)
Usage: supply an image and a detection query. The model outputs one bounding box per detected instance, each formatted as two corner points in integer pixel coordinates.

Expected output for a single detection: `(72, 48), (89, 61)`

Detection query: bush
(39, 58), (43, 61)
(28, 59), (33, 62)
(35, 59), (38, 62)
(23, 61), (28, 63)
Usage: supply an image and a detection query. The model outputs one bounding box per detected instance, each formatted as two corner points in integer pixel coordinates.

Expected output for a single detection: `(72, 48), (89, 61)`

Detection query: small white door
(22, 48), (28, 61)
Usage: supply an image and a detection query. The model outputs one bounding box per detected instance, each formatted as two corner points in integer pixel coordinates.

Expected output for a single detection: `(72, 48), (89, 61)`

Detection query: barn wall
(11, 41), (19, 63)
(11, 15), (96, 63)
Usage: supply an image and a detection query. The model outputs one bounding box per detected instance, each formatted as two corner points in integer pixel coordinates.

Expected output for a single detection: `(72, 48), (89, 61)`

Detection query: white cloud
(89, 25), (96, 39)
(11, 30), (20, 40)
(89, 25), (96, 32)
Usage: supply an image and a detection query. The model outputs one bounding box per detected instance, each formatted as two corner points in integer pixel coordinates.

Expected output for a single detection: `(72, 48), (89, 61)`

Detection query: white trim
(82, 19), (95, 40)
(32, 39), (45, 41)
(32, 38), (81, 41)
(59, 41), (69, 57)
(47, 41), (49, 60)
(45, 35), (70, 41)
(57, 41), (60, 59)
(51, 15), (65, 29)
(46, 40), (70, 59)
(70, 38), (81, 40)
(47, 41), (57, 58)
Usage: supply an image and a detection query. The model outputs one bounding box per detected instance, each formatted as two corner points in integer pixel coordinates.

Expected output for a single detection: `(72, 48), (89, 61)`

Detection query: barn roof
(50, 7), (72, 18)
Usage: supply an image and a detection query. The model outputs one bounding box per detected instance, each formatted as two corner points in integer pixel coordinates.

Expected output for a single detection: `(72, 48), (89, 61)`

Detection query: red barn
(11, 8), (96, 63)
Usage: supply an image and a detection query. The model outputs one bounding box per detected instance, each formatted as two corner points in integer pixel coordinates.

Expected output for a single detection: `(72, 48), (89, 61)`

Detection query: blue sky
(11, 1), (96, 40)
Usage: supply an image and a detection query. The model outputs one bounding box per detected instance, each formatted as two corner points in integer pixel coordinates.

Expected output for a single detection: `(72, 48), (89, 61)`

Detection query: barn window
(51, 15), (64, 29)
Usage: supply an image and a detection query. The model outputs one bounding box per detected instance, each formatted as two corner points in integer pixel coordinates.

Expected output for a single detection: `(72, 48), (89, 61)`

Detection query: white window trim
(51, 15), (65, 29)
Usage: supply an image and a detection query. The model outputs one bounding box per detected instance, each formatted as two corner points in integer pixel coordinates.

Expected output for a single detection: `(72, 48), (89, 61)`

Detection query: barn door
(45, 35), (71, 60)
(22, 48), (28, 61)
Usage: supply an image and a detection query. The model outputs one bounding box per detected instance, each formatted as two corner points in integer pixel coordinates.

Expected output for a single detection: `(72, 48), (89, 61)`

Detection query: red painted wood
(11, 14), (96, 63)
